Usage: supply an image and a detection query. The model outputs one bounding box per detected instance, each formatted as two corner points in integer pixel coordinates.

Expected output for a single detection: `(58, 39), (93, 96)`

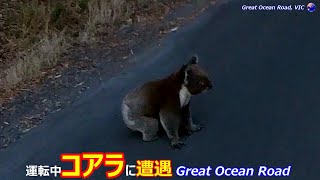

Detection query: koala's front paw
(171, 140), (185, 150)
(188, 123), (203, 133)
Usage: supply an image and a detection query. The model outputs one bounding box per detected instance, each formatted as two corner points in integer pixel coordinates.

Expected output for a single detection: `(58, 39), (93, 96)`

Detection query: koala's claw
(171, 141), (185, 149)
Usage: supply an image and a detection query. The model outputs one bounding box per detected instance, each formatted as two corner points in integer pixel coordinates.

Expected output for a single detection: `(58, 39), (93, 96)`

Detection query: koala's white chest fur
(179, 85), (191, 107)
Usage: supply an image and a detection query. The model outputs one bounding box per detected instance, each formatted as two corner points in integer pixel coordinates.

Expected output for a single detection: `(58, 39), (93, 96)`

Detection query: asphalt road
(1, 0), (319, 179)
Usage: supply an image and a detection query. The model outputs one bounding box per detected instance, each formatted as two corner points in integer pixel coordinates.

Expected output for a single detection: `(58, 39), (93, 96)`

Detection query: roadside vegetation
(0, 0), (171, 91)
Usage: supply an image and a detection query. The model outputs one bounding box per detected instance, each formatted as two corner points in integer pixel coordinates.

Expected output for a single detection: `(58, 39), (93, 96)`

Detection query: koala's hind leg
(126, 116), (159, 142)
(159, 110), (184, 149)
(140, 116), (159, 141)
(122, 104), (159, 141)
(125, 115), (159, 141)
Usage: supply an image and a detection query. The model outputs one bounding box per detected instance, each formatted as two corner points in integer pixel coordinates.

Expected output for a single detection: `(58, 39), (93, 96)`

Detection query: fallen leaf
(62, 62), (69, 68)
(19, 88), (30, 91)
(74, 82), (84, 87)
(21, 128), (32, 133)
(54, 75), (62, 79)
(171, 27), (179, 32)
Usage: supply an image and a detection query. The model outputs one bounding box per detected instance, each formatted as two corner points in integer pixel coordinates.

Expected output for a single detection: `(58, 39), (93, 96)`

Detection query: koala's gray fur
(121, 55), (213, 149)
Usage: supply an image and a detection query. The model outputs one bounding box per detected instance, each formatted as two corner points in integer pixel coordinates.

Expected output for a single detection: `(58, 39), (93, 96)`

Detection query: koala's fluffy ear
(189, 55), (199, 65)
(179, 55), (199, 83)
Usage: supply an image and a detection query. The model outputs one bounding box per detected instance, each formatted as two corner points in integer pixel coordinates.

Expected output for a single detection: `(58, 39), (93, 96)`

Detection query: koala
(121, 55), (213, 149)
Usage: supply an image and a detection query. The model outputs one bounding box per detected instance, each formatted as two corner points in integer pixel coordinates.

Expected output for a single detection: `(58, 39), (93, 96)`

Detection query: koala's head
(179, 55), (213, 95)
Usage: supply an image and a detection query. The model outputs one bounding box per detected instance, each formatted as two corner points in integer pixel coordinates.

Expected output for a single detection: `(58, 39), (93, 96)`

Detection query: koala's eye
(199, 81), (205, 85)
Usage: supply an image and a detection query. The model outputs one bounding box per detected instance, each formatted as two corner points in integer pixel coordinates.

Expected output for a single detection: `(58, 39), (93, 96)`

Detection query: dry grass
(0, 0), (170, 90)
